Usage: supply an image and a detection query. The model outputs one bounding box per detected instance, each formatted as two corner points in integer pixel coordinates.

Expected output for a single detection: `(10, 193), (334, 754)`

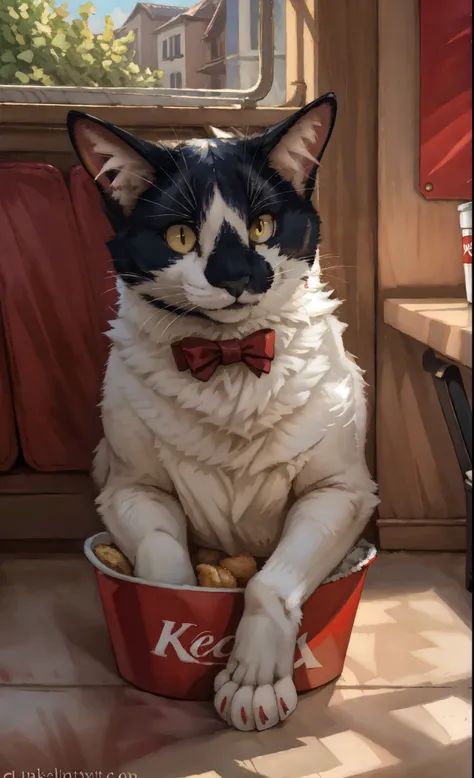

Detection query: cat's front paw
(135, 531), (196, 585)
(213, 578), (299, 731)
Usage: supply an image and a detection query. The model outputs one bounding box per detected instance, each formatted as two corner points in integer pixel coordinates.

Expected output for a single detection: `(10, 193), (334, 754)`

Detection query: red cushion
(69, 165), (118, 368)
(0, 163), (104, 471)
(0, 317), (18, 471)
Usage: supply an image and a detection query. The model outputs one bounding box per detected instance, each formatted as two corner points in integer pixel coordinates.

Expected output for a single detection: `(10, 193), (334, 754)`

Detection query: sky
(64, 0), (190, 33)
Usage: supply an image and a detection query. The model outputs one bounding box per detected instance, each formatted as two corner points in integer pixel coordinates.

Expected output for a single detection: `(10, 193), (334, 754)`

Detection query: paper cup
(85, 533), (376, 701)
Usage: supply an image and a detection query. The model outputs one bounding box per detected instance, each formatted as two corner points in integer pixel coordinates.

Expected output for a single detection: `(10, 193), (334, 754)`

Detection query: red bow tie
(171, 329), (276, 382)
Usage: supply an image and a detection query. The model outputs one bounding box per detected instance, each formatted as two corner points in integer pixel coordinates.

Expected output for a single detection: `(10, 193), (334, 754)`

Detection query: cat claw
(214, 675), (297, 731)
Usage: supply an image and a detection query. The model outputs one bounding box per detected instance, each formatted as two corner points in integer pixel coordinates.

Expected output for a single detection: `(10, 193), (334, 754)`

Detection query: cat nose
(218, 276), (250, 298)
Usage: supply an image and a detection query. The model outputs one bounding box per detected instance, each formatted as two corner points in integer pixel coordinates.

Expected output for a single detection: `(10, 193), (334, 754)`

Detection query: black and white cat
(68, 93), (378, 731)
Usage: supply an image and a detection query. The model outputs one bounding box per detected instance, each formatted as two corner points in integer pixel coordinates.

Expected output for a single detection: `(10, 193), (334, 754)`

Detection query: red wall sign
(419, 0), (472, 200)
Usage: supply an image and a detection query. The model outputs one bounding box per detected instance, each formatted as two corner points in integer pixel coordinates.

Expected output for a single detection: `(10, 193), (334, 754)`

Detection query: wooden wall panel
(377, 0), (468, 549)
(317, 0), (378, 475)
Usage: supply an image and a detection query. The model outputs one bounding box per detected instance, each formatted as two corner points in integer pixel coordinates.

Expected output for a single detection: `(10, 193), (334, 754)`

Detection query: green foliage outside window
(0, 0), (163, 87)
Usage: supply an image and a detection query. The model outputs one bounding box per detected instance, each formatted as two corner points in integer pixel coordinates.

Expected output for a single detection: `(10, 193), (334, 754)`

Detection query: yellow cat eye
(249, 214), (275, 245)
(165, 224), (197, 254)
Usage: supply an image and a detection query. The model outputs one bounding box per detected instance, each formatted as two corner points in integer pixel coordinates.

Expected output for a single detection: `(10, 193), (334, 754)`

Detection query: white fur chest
(101, 290), (360, 555)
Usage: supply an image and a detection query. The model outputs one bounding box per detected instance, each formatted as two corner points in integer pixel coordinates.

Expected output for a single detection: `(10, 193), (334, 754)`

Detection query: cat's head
(68, 94), (336, 325)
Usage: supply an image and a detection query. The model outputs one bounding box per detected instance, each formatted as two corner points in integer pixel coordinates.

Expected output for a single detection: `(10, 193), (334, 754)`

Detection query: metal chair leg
(423, 349), (472, 591)
(466, 480), (472, 592)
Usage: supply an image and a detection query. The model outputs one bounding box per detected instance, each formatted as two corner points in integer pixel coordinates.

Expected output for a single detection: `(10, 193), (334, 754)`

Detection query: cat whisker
(149, 293), (187, 302)
(150, 293), (189, 303)
(150, 289), (186, 296)
(158, 138), (197, 209)
(169, 130), (198, 207)
(148, 305), (178, 334)
(141, 297), (192, 338)
(248, 142), (279, 205)
(275, 269), (305, 280)
(122, 170), (193, 216)
(277, 254), (318, 273)
(100, 286), (121, 296)
(144, 211), (194, 220)
(253, 195), (301, 210)
(250, 168), (283, 209)
(105, 270), (145, 281)
(251, 176), (312, 211)
(252, 187), (312, 210)
(319, 273), (351, 286)
(138, 308), (162, 337)
(156, 303), (199, 340)
(246, 132), (267, 201)
(271, 256), (314, 273)
(152, 160), (196, 214)
(320, 264), (358, 271)
(147, 280), (186, 291)
(242, 124), (250, 165)
(137, 195), (191, 218)
(271, 254), (303, 272)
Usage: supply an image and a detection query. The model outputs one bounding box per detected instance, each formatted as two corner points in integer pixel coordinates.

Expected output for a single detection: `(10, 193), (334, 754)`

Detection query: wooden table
(384, 299), (472, 368)
(385, 299), (472, 590)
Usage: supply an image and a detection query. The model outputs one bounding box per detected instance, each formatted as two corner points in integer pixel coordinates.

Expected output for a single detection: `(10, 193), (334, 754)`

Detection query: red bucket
(84, 533), (376, 701)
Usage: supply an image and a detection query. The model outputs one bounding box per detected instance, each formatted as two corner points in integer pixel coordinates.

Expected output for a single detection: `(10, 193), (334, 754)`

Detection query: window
(250, 0), (260, 51)
(170, 72), (183, 89)
(226, 0), (240, 56)
(168, 35), (181, 60)
(0, 0), (311, 114)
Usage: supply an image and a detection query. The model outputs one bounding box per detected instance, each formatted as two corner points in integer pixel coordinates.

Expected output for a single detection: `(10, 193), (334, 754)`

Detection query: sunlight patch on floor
(391, 694), (472, 745)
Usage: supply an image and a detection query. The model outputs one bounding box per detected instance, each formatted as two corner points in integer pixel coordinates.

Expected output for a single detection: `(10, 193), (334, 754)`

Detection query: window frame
(0, 1), (275, 108)
(0, 1), (316, 144)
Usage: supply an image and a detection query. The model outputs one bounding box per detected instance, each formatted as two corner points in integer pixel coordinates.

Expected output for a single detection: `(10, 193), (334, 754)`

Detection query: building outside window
(0, 0), (288, 105)
(250, 0), (259, 51)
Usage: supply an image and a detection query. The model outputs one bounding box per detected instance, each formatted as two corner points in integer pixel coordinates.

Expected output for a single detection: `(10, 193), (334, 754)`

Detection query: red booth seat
(69, 165), (118, 367)
(0, 316), (17, 471)
(0, 163), (116, 472)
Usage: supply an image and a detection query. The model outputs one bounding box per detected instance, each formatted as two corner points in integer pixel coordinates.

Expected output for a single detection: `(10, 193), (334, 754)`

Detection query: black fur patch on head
(107, 137), (321, 279)
(68, 95), (337, 319)
(204, 221), (273, 295)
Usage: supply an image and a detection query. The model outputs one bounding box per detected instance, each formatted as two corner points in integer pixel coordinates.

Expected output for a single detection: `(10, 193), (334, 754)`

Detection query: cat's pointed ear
(261, 93), (337, 195)
(67, 111), (157, 215)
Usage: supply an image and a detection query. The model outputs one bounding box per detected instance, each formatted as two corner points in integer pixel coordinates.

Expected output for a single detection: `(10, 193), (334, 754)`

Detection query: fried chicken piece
(95, 544), (133, 577)
(196, 563), (238, 589)
(220, 553), (258, 586)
